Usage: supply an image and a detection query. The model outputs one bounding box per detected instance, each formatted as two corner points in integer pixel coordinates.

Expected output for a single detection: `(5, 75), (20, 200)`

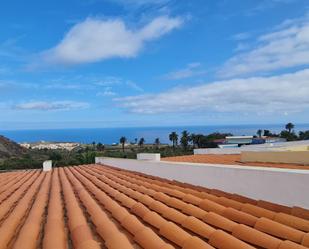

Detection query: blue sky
(1, 0), (309, 129)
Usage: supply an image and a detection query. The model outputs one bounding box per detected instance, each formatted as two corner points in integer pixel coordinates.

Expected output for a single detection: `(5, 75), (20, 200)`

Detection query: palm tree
(154, 138), (160, 148)
(138, 138), (145, 147)
(190, 133), (197, 148)
(263, 130), (271, 136)
(285, 123), (295, 133)
(119, 136), (126, 152)
(180, 130), (190, 150)
(169, 132), (178, 148)
(257, 129), (262, 138)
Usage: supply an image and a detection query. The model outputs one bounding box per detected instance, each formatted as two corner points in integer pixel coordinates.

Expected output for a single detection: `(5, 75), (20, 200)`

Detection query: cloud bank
(116, 69), (309, 115)
(41, 16), (183, 65)
(14, 101), (89, 111)
(219, 16), (309, 77)
(164, 62), (207, 80)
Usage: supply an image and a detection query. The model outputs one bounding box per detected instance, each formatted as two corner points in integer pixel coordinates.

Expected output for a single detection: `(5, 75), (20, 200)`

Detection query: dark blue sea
(1, 124), (309, 144)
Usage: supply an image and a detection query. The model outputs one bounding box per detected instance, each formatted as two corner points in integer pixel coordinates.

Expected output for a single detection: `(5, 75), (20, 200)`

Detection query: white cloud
(45, 84), (84, 90)
(14, 101), (89, 111)
(164, 62), (207, 80)
(125, 81), (143, 92)
(97, 87), (117, 96)
(41, 16), (183, 65)
(231, 32), (251, 41)
(94, 76), (122, 86)
(219, 15), (309, 77)
(105, 0), (170, 6)
(116, 69), (309, 115)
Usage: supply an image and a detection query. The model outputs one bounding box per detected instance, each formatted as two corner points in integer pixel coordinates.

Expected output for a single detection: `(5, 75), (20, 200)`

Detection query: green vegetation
(1, 122), (309, 170)
(256, 123), (309, 141)
(0, 146), (100, 170)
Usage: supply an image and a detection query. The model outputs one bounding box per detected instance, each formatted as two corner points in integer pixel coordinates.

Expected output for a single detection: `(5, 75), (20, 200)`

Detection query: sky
(0, 0), (309, 130)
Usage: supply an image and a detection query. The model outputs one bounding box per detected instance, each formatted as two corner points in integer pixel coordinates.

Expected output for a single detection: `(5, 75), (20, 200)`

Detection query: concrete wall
(137, 153), (160, 161)
(96, 157), (309, 208)
(241, 151), (309, 165)
(194, 148), (242, 154)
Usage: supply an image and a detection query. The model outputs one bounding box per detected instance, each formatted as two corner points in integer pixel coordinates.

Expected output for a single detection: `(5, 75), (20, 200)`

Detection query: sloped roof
(0, 164), (309, 249)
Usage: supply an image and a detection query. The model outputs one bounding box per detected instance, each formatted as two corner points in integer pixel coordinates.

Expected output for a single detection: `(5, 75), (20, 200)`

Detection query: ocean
(1, 124), (309, 145)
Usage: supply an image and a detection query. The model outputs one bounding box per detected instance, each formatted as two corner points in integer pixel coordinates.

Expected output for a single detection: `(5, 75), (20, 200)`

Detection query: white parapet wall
(95, 157), (309, 208)
(241, 151), (309, 165)
(194, 148), (242, 154)
(137, 153), (161, 161)
(43, 160), (52, 171)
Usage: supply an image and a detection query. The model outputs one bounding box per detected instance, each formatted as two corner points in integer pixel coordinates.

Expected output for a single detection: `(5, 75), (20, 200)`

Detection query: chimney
(43, 160), (52, 171)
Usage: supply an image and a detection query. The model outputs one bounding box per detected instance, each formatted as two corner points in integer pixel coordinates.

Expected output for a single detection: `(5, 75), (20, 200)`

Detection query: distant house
(264, 137), (287, 143)
(225, 136), (253, 146)
(252, 138), (265, 144)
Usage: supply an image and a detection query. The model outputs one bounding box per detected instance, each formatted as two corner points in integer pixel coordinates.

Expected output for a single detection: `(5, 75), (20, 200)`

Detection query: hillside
(0, 135), (26, 158)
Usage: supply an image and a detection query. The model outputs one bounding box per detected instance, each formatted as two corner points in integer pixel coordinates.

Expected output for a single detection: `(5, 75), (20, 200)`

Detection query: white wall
(43, 160), (52, 171)
(96, 157), (309, 208)
(137, 153), (161, 161)
(194, 148), (242, 154)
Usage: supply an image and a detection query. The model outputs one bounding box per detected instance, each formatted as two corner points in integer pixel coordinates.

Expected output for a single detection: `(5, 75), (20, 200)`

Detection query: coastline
(1, 124), (309, 144)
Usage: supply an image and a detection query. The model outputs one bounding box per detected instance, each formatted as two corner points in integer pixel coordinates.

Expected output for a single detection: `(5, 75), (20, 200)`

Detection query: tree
(285, 122), (295, 133)
(299, 130), (309, 140)
(76, 151), (96, 164)
(138, 138), (145, 147)
(154, 138), (160, 148)
(169, 132), (178, 148)
(280, 130), (297, 141)
(263, 130), (271, 136)
(96, 142), (105, 151)
(180, 130), (190, 150)
(119, 136), (126, 152)
(257, 129), (262, 138)
(49, 151), (63, 167)
(92, 141), (96, 150)
(190, 133), (198, 148)
(134, 138), (138, 144)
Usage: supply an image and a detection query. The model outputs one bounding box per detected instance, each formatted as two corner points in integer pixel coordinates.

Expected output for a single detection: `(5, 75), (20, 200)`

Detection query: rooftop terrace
(163, 154), (309, 170)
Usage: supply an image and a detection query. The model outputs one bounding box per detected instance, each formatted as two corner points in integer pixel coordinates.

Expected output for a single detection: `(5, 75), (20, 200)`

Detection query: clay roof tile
(182, 236), (215, 249)
(209, 229), (255, 249)
(159, 222), (191, 246)
(181, 216), (216, 239)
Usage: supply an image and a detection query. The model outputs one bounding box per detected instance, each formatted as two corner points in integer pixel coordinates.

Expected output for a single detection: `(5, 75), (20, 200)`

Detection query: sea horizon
(1, 123), (309, 145)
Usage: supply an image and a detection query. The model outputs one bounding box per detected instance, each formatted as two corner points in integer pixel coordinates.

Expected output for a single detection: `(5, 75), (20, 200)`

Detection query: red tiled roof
(163, 154), (309, 170)
(0, 164), (309, 249)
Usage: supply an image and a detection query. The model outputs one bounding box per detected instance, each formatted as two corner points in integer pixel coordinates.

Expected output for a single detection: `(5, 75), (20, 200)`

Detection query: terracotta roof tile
(221, 207), (258, 227)
(134, 227), (166, 249)
(232, 224), (282, 249)
(203, 212), (237, 232)
(274, 212), (309, 232)
(182, 236), (215, 249)
(181, 216), (216, 238)
(301, 233), (309, 247)
(159, 221), (191, 246)
(0, 163), (308, 249)
(241, 203), (276, 219)
(209, 230), (255, 249)
(130, 202), (149, 218)
(254, 217), (305, 243)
